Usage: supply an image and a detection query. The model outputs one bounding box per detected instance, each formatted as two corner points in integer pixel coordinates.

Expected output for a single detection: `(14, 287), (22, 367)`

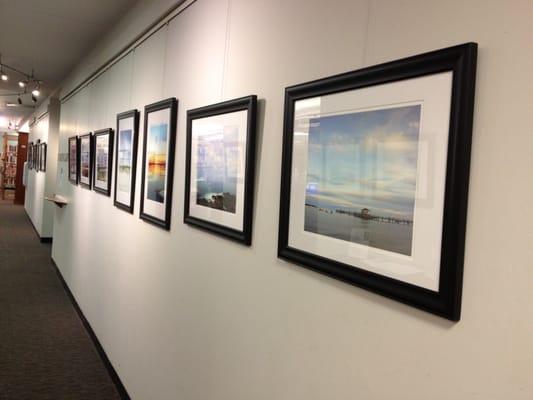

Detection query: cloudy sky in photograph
(305, 104), (421, 219)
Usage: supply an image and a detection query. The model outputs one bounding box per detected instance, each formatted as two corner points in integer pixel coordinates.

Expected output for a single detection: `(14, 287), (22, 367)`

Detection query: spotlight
(32, 88), (40, 96)
(1, 73), (7, 81)
(31, 93), (37, 103)
(19, 80), (26, 88)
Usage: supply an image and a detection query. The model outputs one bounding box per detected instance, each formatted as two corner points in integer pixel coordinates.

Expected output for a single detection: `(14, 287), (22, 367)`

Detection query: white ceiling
(0, 0), (138, 130)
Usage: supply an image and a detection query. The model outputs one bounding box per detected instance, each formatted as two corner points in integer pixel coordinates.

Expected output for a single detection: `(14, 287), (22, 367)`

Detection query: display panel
(184, 95), (257, 244)
(114, 110), (140, 213)
(93, 128), (114, 196)
(68, 136), (78, 184)
(79, 133), (92, 189)
(139, 98), (177, 230)
(278, 43), (477, 321)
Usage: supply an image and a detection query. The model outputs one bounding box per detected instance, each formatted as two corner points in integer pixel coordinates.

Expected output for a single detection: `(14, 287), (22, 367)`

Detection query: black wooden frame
(139, 98), (177, 230)
(92, 128), (114, 196)
(68, 136), (79, 184)
(184, 95), (257, 245)
(278, 43), (477, 321)
(40, 142), (47, 172)
(79, 133), (93, 190)
(114, 110), (140, 213)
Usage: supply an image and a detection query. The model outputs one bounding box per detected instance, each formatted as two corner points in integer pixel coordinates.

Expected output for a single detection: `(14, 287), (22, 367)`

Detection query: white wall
(51, 0), (533, 399)
(24, 98), (60, 238)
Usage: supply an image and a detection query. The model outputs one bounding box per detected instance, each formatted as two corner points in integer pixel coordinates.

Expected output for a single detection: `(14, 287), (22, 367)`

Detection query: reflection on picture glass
(304, 104), (421, 256)
(147, 123), (168, 203)
(195, 125), (239, 214)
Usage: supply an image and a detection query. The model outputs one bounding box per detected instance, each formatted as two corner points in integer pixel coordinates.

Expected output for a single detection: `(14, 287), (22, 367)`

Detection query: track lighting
(0, 56), (44, 103)
(0, 55), (7, 81)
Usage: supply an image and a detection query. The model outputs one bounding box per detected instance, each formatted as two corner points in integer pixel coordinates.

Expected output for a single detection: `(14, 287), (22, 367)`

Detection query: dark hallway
(0, 200), (120, 400)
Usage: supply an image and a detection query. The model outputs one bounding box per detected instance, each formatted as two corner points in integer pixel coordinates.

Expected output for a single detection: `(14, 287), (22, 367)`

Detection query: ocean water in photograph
(304, 104), (421, 256)
(118, 129), (132, 192)
(147, 123), (168, 203)
(195, 125), (239, 213)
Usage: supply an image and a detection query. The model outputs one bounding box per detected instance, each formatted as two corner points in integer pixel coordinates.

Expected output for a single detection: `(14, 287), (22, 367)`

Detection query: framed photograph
(28, 142), (33, 170)
(139, 98), (177, 230)
(68, 136), (79, 184)
(40, 142), (47, 172)
(278, 43), (477, 321)
(79, 133), (93, 189)
(35, 141), (41, 172)
(184, 95), (257, 245)
(114, 110), (140, 213)
(93, 128), (114, 196)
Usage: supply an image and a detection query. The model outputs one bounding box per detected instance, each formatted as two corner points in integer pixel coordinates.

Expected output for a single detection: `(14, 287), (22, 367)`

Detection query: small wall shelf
(45, 194), (68, 208)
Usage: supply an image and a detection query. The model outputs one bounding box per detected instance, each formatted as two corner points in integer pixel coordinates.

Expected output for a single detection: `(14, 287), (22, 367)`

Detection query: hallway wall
(49, 0), (532, 399)
(25, 99), (60, 238)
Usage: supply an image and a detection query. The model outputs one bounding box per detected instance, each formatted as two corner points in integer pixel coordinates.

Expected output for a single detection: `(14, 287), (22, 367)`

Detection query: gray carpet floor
(0, 200), (121, 400)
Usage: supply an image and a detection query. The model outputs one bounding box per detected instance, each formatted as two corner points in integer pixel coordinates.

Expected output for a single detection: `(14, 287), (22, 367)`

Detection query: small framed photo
(40, 142), (47, 172)
(35, 141), (41, 172)
(93, 128), (114, 196)
(28, 142), (33, 170)
(278, 43), (477, 321)
(114, 110), (140, 213)
(184, 95), (257, 245)
(68, 136), (79, 184)
(139, 98), (177, 230)
(79, 133), (93, 189)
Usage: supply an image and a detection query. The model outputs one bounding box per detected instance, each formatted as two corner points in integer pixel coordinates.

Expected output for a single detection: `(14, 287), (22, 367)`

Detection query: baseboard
(50, 257), (131, 400)
(23, 209), (53, 243)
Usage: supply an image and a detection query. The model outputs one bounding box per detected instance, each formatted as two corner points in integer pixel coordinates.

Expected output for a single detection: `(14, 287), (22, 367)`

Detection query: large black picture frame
(68, 135), (79, 184)
(114, 109), (140, 213)
(92, 128), (114, 196)
(139, 98), (178, 230)
(79, 133), (93, 190)
(278, 43), (477, 321)
(184, 95), (258, 245)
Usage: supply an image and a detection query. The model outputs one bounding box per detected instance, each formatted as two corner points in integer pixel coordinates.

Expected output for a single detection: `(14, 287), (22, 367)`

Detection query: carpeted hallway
(0, 200), (121, 400)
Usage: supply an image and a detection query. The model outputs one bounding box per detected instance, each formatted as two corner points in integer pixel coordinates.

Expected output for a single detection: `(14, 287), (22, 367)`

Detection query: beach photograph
(304, 104), (421, 256)
(146, 123), (168, 203)
(195, 125), (239, 213)
(117, 129), (132, 192)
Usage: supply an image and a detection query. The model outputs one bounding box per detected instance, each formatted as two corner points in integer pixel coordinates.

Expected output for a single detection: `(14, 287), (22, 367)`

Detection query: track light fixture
(0, 54), (7, 81)
(32, 81), (41, 97)
(0, 54), (44, 103)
